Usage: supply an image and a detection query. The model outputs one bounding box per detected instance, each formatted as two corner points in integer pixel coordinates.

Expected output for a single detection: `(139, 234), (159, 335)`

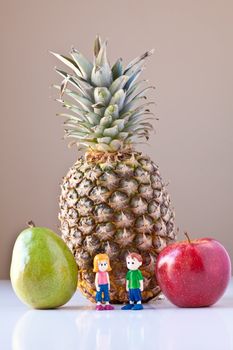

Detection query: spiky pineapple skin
(59, 150), (176, 303)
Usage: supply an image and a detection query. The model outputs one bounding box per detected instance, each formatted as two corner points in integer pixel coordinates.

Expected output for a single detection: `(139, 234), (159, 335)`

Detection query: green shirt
(126, 270), (143, 289)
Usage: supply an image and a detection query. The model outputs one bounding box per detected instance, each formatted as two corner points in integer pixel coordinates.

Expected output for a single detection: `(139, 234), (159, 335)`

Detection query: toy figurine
(121, 253), (144, 310)
(93, 253), (115, 311)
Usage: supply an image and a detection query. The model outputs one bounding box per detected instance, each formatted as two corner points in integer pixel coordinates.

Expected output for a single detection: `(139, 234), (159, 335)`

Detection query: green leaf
(96, 143), (112, 152)
(124, 124), (152, 133)
(109, 139), (122, 151)
(109, 75), (129, 95)
(91, 41), (113, 87)
(64, 131), (86, 138)
(125, 135), (148, 144)
(95, 40), (108, 67)
(125, 86), (155, 105)
(129, 110), (154, 119)
(93, 105), (105, 116)
(60, 77), (69, 97)
(119, 111), (132, 120)
(64, 120), (86, 128)
(94, 87), (111, 105)
(118, 132), (129, 140)
(85, 112), (101, 125)
(112, 119), (125, 131)
(54, 68), (94, 100)
(94, 36), (101, 57)
(127, 114), (154, 125)
(121, 96), (147, 113)
(110, 89), (126, 111)
(92, 102), (105, 109)
(66, 139), (97, 150)
(67, 123), (92, 133)
(93, 125), (105, 136)
(111, 58), (123, 80)
(104, 104), (119, 119)
(63, 116), (91, 127)
(57, 113), (85, 123)
(97, 137), (111, 144)
(70, 47), (93, 80)
(91, 65), (113, 87)
(124, 68), (143, 90)
(124, 49), (154, 74)
(126, 79), (147, 97)
(65, 91), (93, 112)
(58, 101), (91, 123)
(100, 115), (113, 127)
(103, 125), (119, 137)
(52, 78), (84, 97)
(121, 101), (154, 114)
(140, 122), (154, 129)
(63, 123), (82, 129)
(50, 51), (82, 77)
(125, 121), (154, 133)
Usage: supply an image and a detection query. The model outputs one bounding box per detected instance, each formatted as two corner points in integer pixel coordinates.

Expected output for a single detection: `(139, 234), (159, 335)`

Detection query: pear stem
(184, 231), (191, 243)
(27, 220), (36, 228)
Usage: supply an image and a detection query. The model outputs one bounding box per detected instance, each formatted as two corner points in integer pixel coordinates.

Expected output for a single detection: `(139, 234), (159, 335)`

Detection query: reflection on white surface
(75, 311), (147, 350)
(74, 305), (233, 350)
(0, 281), (232, 350)
(12, 310), (80, 350)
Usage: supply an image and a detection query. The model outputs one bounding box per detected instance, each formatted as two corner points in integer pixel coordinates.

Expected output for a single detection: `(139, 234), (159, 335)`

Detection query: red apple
(156, 233), (231, 307)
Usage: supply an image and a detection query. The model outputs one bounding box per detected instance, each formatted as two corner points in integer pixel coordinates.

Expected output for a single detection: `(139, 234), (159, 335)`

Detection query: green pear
(10, 221), (78, 309)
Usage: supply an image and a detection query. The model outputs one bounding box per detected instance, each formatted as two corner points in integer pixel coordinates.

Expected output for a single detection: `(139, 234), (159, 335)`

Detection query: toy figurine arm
(95, 273), (100, 292)
(126, 280), (129, 292)
(107, 272), (110, 290)
(140, 279), (144, 292)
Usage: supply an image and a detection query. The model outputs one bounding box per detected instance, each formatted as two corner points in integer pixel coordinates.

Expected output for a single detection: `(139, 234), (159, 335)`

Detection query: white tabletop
(0, 279), (233, 350)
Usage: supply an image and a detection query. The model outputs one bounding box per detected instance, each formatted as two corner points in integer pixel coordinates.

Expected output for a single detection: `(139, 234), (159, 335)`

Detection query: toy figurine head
(126, 253), (143, 271)
(93, 253), (112, 273)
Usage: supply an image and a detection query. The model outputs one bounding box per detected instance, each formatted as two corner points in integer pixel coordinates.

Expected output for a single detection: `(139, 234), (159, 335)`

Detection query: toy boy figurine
(122, 253), (144, 310)
(93, 253), (114, 311)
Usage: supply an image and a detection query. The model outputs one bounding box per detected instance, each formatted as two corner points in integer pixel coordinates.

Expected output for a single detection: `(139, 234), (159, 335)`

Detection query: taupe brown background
(1, 0), (233, 278)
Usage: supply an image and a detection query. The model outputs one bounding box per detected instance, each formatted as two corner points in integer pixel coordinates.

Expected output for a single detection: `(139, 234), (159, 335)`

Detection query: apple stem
(184, 231), (191, 243)
(27, 220), (35, 228)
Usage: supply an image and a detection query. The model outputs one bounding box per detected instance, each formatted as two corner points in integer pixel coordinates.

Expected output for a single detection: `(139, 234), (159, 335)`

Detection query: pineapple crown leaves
(51, 36), (156, 153)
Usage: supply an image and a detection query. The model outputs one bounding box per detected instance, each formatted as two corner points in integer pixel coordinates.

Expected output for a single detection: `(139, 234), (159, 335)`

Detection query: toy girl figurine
(93, 253), (114, 311)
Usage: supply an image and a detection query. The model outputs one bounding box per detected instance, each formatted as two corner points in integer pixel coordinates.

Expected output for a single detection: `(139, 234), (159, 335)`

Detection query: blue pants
(129, 288), (142, 302)
(96, 284), (110, 302)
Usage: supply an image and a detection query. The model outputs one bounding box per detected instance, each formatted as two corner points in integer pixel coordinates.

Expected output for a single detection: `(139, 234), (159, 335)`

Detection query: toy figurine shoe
(105, 304), (115, 310)
(132, 304), (143, 310)
(121, 303), (143, 310)
(96, 304), (105, 311)
(121, 304), (134, 310)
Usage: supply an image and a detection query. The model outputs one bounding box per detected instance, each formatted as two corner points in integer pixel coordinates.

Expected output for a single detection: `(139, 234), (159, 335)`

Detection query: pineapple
(51, 36), (176, 303)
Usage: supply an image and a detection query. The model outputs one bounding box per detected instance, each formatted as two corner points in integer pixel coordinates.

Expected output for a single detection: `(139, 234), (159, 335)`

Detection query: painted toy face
(98, 260), (108, 272)
(126, 256), (142, 270)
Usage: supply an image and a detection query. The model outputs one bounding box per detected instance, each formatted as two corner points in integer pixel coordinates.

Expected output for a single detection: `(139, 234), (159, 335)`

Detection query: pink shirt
(98, 271), (108, 285)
